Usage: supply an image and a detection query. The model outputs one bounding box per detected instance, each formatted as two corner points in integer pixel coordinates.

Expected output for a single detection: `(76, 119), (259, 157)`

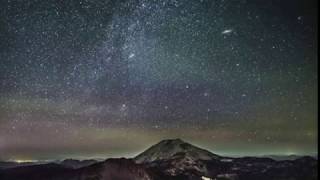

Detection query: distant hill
(262, 154), (318, 161)
(0, 161), (42, 170)
(60, 159), (98, 169)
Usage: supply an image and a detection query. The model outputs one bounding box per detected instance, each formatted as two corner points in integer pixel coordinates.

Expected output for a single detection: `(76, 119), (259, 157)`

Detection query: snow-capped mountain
(134, 139), (221, 163)
(134, 139), (223, 178)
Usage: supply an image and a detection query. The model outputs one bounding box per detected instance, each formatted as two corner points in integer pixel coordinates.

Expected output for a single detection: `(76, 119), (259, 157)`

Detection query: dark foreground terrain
(0, 139), (317, 180)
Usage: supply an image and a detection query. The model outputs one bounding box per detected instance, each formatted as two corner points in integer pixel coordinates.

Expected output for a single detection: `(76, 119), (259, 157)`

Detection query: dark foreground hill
(0, 139), (317, 180)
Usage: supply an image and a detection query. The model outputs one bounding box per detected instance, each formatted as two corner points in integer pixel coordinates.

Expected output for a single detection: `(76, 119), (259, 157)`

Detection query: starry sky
(0, 0), (318, 161)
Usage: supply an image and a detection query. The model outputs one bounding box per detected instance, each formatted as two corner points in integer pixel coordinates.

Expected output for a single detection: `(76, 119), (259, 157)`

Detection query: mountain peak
(157, 138), (185, 145)
(134, 139), (220, 163)
(162, 138), (184, 142)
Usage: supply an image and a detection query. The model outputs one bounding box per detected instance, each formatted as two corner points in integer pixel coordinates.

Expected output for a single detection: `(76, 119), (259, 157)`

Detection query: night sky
(0, 0), (318, 161)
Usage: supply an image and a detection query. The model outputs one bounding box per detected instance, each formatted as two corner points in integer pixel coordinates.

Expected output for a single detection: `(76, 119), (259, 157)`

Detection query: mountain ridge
(0, 139), (317, 180)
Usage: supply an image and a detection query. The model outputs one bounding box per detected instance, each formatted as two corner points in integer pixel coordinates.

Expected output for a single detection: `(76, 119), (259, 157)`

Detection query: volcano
(134, 139), (221, 163)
